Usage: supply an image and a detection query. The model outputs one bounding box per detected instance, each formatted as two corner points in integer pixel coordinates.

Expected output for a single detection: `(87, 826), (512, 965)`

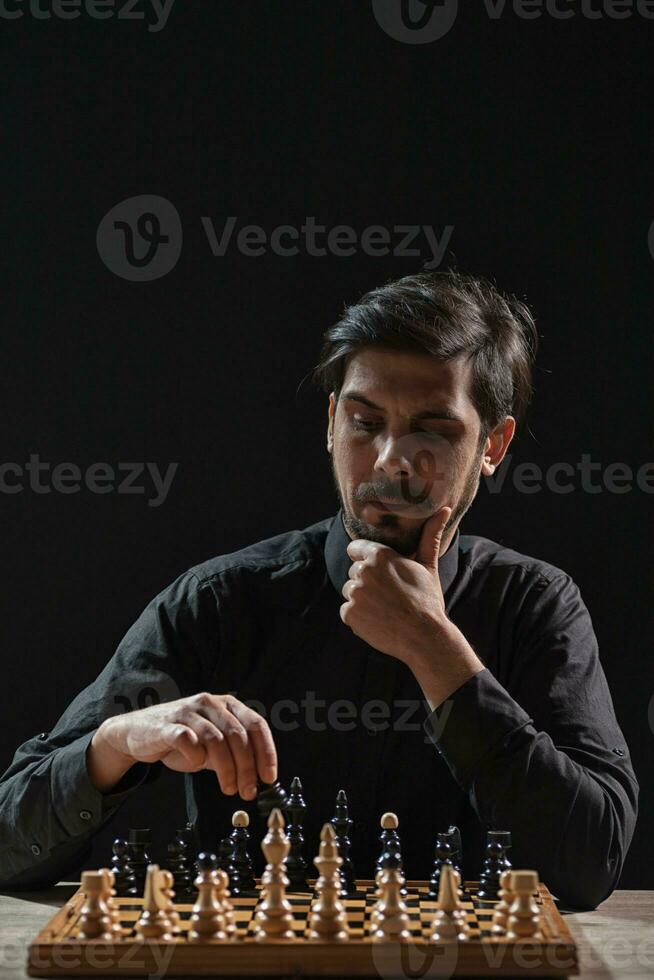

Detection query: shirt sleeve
(0, 569), (220, 889)
(423, 572), (639, 911)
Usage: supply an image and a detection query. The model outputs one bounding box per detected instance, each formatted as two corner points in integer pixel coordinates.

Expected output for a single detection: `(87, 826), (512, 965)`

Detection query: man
(0, 270), (638, 909)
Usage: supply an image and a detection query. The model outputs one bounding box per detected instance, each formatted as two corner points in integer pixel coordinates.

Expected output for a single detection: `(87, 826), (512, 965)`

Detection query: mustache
(356, 477), (433, 508)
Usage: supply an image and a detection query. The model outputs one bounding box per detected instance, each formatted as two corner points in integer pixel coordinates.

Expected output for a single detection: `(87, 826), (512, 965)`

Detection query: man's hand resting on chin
(340, 506), (484, 709)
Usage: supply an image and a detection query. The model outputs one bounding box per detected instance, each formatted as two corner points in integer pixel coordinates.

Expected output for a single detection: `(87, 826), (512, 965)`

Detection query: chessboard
(27, 879), (578, 977)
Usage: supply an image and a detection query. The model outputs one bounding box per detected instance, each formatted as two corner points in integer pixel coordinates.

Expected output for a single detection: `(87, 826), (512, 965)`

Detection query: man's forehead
(341, 348), (474, 409)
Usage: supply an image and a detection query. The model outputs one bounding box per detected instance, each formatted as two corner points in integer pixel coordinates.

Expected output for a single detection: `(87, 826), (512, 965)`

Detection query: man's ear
(481, 416), (515, 476)
(327, 392), (336, 454)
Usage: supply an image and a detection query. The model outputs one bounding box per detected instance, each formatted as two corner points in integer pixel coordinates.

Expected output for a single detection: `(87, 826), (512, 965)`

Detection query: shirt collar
(325, 508), (460, 598)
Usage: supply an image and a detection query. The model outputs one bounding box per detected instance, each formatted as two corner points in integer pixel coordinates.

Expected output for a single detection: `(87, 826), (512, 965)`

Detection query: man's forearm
(86, 720), (136, 792)
(405, 619), (485, 710)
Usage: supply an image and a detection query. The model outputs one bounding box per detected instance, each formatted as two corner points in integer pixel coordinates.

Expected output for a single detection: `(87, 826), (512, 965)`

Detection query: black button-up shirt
(0, 510), (638, 909)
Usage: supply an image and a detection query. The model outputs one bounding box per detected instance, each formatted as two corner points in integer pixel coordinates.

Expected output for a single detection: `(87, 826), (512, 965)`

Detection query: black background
(1, 1), (651, 888)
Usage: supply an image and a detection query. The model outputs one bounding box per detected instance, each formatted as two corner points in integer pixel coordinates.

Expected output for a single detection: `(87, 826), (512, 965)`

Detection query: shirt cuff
(423, 667), (533, 786)
(49, 730), (152, 837)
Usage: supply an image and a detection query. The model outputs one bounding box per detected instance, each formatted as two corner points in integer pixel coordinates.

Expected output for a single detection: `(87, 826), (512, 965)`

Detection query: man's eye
(352, 417), (380, 432)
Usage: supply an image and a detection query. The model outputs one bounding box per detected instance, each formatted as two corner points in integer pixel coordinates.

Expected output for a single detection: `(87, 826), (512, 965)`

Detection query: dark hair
(311, 269), (539, 445)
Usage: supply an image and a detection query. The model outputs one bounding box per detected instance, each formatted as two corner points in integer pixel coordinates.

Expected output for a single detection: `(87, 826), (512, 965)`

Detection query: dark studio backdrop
(1, 1), (652, 889)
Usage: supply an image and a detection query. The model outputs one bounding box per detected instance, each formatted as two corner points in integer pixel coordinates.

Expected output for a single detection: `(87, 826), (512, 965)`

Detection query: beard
(331, 451), (482, 557)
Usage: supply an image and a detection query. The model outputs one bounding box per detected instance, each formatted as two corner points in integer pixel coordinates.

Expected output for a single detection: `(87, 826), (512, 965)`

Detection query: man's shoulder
(458, 530), (572, 589)
(187, 513), (335, 585)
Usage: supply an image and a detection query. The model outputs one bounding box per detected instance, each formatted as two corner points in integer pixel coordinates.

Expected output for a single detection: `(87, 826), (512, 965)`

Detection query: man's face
(327, 347), (514, 557)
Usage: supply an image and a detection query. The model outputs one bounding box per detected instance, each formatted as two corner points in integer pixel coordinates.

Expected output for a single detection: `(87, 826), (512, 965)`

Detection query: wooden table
(0, 885), (652, 979)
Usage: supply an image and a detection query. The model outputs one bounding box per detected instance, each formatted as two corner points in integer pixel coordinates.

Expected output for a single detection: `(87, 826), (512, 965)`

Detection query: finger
(195, 701), (258, 800)
(415, 506), (452, 571)
(348, 560), (366, 580)
(341, 579), (359, 602)
(184, 714), (238, 795)
(163, 724), (207, 769)
(226, 698), (278, 783)
(346, 539), (391, 562)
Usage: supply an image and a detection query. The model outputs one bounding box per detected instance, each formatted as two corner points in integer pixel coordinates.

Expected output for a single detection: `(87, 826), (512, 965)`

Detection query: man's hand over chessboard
(87, 693), (277, 800)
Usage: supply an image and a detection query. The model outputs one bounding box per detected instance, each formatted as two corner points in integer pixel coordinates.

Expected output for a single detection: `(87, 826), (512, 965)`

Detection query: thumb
(415, 506), (452, 572)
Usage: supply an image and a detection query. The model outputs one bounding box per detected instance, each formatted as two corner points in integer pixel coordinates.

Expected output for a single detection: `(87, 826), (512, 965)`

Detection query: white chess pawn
(370, 861), (411, 943)
(189, 854), (228, 942)
(506, 870), (542, 940)
(78, 871), (115, 941)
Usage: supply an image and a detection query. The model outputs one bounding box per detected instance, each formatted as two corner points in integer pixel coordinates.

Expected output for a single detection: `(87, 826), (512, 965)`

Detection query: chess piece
(428, 830), (460, 898)
(78, 871), (115, 940)
(158, 868), (182, 935)
(217, 832), (234, 872)
(448, 824), (464, 886)
(188, 853), (228, 942)
(478, 830), (512, 901)
(491, 870), (515, 935)
(212, 866), (237, 940)
(252, 808), (295, 942)
(135, 865), (174, 940)
(167, 837), (197, 899)
(307, 823), (349, 942)
(99, 868), (123, 936)
(375, 813), (406, 897)
(506, 870), (542, 939)
(127, 828), (153, 896)
(227, 811), (257, 896)
(429, 864), (469, 942)
(285, 777), (309, 892)
(331, 790), (356, 896)
(370, 851), (411, 943)
(110, 838), (138, 897)
(256, 778), (289, 817)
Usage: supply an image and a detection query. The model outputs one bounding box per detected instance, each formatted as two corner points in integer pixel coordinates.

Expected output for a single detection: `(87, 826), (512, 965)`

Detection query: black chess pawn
(196, 850), (218, 879)
(285, 776), (309, 892)
(478, 830), (512, 901)
(428, 830), (460, 899)
(255, 777), (289, 817)
(110, 838), (138, 897)
(217, 832), (234, 872)
(127, 828), (152, 896)
(226, 811), (257, 896)
(175, 823), (200, 879)
(167, 838), (197, 900)
(331, 789), (356, 896)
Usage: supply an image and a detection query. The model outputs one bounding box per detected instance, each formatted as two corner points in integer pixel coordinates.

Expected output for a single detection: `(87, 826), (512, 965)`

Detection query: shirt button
(79, 810), (92, 821)
(31, 844), (41, 855)
(37, 732), (48, 740)
(612, 747), (625, 757)
(367, 728), (378, 737)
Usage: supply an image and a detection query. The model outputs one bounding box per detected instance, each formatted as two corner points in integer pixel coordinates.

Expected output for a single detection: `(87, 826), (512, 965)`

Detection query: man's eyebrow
(341, 390), (466, 423)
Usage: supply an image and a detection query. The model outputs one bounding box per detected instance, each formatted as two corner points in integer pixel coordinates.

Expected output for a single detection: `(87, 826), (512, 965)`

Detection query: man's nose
(373, 437), (416, 480)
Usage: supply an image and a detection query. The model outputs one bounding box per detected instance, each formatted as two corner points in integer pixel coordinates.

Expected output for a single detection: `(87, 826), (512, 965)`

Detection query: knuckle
(195, 691), (213, 708)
